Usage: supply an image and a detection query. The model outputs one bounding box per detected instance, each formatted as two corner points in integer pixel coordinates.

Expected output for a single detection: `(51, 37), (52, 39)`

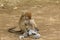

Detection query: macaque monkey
(8, 12), (40, 39)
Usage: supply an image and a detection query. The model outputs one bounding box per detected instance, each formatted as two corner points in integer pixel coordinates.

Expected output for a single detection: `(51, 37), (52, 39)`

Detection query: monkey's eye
(25, 23), (27, 26)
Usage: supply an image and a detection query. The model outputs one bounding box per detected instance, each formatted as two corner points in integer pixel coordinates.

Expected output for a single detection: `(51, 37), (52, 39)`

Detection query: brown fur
(19, 12), (32, 32)
(8, 12), (38, 34)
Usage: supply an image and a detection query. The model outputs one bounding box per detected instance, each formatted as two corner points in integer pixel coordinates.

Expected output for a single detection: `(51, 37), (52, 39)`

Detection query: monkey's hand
(35, 27), (39, 31)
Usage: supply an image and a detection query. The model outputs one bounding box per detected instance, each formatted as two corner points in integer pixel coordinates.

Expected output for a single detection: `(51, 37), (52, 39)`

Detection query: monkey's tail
(8, 27), (24, 34)
(8, 27), (16, 33)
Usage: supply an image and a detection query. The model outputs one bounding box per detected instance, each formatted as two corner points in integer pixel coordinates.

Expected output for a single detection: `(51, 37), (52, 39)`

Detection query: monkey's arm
(30, 19), (39, 31)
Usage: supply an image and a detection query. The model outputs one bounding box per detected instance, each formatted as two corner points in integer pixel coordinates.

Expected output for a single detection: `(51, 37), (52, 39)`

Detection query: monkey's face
(25, 16), (30, 20)
(21, 16), (30, 21)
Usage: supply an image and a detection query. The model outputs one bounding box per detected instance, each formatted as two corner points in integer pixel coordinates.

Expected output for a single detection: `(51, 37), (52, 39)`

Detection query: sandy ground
(0, 0), (60, 40)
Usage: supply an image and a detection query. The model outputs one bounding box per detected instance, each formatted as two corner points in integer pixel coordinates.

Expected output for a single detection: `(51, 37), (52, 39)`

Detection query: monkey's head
(20, 12), (32, 21)
(24, 12), (32, 19)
